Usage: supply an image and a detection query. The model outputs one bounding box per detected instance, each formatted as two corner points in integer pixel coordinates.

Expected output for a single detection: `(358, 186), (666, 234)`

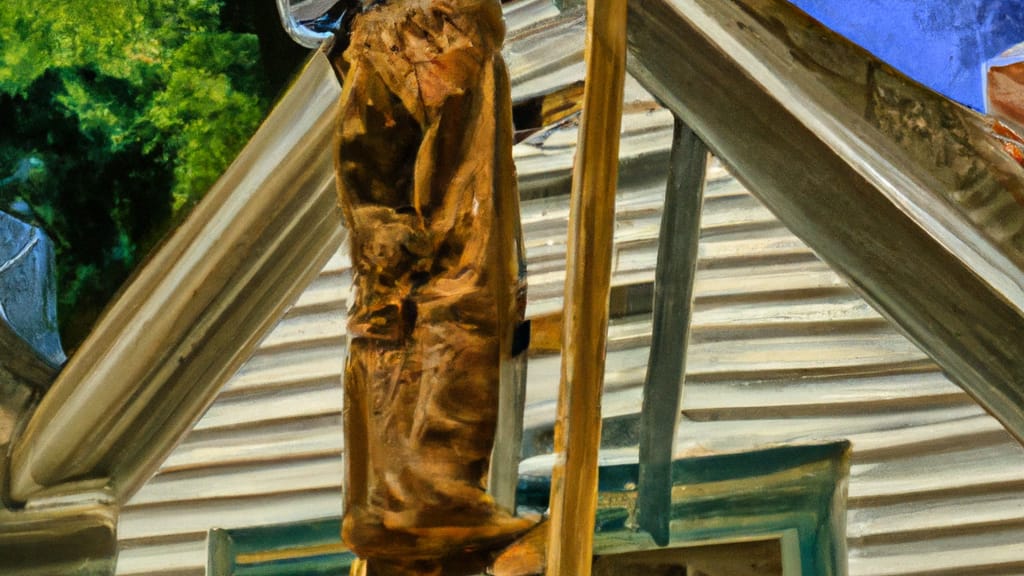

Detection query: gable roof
(118, 2), (1024, 573)
(6, 0), (1024, 574)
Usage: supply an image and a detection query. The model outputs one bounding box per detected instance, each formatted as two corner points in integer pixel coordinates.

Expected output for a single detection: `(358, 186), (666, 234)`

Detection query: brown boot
(336, 0), (530, 564)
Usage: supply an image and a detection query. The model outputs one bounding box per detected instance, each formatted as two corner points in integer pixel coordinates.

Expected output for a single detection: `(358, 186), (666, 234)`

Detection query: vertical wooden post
(545, 0), (628, 574)
(490, 354), (529, 510)
(636, 119), (707, 547)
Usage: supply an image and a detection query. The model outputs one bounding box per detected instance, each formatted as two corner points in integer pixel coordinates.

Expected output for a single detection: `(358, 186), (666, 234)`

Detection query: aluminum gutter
(626, 0), (1024, 444)
(7, 52), (344, 504)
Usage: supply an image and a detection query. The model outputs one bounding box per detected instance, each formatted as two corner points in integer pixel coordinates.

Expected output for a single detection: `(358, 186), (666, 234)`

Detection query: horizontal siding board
(192, 383), (342, 432)
(523, 382), (978, 436)
(120, 490), (342, 542)
(847, 491), (1024, 544)
(848, 442), (1024, 504)
(161, 423), (343, 474)
(502, 0), (561, 35)
(683, 372), (965, 416)
(256, 309), (345, 352)
(669, 405), (993, 456)
(843, 524), (1024, 573)
(506, 14), (585, 102)
(288, 270), (348, 313)
(848, 527), (1024, 575)
(851, 414), (1012, 460)
(221, 345), (343, 396)
(129, 458), (343, 507)
(116, 539), (207, 576)
(691, 292), (883, 328)
(694, 260), (847, 301)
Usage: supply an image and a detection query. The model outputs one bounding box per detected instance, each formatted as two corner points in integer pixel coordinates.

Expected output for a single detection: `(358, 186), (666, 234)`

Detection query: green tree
(0, 0), (285, 348)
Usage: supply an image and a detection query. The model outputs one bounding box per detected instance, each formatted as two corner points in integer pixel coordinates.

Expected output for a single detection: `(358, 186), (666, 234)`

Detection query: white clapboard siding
(115, 2), (1024, 574)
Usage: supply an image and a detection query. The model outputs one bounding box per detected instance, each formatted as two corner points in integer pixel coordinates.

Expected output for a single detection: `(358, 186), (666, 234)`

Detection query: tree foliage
(0, 0), (284, 347)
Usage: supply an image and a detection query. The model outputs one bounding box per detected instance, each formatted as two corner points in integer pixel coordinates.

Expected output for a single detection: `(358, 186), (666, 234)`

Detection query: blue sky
(788, 0), (1024, 110)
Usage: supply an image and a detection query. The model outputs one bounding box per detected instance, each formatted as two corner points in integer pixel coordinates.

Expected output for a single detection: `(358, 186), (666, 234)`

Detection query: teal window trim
(209, 441), (850, 575)
(209, 519), (354, 576)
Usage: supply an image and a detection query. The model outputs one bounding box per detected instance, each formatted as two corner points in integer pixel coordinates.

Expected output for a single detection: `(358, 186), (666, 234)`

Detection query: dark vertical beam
(637, 119), (706, 547)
